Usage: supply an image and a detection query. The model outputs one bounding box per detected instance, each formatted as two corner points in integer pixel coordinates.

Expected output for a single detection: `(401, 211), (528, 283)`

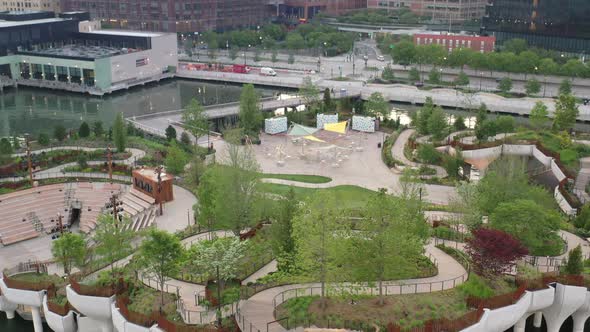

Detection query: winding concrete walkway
(392, 129), (448, 178)
(239, 240), (467, 332)
(1, 147), (145, 183)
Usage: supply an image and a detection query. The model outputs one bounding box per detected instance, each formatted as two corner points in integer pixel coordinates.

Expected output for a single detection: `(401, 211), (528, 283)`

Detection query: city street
(183, 41), (590, 98)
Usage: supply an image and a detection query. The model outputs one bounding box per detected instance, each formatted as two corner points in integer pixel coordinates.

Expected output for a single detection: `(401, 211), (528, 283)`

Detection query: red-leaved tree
(466, 228), (528, 278)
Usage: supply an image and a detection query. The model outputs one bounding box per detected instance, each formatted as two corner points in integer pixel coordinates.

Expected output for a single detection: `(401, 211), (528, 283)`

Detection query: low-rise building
(414, 32), (496, 53)
(367, 0), (487, 23)
(0, 11), (178, 95)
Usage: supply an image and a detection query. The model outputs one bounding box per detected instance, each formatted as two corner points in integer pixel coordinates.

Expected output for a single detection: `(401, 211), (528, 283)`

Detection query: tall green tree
(453, 115), (467, 131)
(564, 245), (584, 275)
(112, 112), (127, 152)
(292, 192), (343, 307)
(165, 141), (189, 174)
(559, 79), (572, 95)
(322, 88), (335, 113)
(503, 38), (528, 54)
(271, 188), (297, 270)
(365, 92), (389, 118)
(299, 76), (320, 109)
(239, 84), (262, 135)
(427, 68), (442, 84)
(490, 199), (561, 255)
(539, 58), (559, 97)
(182, 99), (209, 143)
(497, 77), (513, 94)
(530, 101), (549, 129)
(408, 67), (420, 82)
(136, 229), (184, 310)
(79, 122), (90, 138)
(525, 78), (541, 96)
(416, 97), (435, 135)
(391, 41), (416, 65)
(198, 131), (261, 235)
(427, 106), (448, 141)
(454, 71), (470, 87)
(562, 59), (586, 81)
(93, 213), (133, 275)
(93, 121), (104, 138)
(189, 236), (248, 321)
(165, 125), (177, 141)
(553, 94), (579, 132)
(54, 125), (67, 142)
(51, 233), (86, 276)
(496, 115), (515, 138)
(349, 189), (427, 305)
(382, 66), (395, 81)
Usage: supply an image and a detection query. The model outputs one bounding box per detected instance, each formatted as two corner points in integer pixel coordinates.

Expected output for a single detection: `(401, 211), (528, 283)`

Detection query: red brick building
(413, 33), (496, 53)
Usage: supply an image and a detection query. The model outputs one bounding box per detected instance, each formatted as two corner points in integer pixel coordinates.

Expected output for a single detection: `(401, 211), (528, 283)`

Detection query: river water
(1, 79), (590, 137)
(0, 79), (281, 137)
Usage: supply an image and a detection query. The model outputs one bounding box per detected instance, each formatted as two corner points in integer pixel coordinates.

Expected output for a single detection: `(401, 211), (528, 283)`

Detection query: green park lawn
(259, 183), (377, 211)
(261, 173), (332, 184)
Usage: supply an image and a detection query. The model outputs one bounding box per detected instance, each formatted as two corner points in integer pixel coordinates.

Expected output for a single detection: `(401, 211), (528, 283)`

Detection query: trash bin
(377, 142), (382, 148)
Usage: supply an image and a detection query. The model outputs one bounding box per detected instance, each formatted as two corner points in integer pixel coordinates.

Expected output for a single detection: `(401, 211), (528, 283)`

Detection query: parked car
(377, 55), (385, 61)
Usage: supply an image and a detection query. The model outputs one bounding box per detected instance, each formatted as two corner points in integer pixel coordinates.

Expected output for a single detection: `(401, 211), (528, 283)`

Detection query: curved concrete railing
(110, 302), (164, 332)
(0, 294), (17, 319)
(42, 294), (77, 332)
(0, 277), (45, 332)
(66, 285), (115, 332)
(463, 284), (590, 332)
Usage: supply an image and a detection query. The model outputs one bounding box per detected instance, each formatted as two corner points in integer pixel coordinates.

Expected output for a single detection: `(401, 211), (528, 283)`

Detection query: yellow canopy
(303, 135), (325, 143)
(323, 121), (347, 134)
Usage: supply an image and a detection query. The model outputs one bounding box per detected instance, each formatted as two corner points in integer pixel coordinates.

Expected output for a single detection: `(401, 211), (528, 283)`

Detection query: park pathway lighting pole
(26, 138), (33, 187)
(107, 145), (113, 183)
(155, 166), (163, 216)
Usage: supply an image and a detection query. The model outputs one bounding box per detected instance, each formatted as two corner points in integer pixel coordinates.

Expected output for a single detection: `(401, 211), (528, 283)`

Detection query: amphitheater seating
(0, 182), (154, 244)
(76, 183), (121, 234)
(0, 184), (66, 245)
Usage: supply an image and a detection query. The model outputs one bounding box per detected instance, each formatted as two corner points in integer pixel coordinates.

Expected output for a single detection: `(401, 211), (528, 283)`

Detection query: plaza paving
(215, 131), (457, 205)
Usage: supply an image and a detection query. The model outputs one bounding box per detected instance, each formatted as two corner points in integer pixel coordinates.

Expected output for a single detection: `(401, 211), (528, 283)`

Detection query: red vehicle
(232, 64), (250, 74)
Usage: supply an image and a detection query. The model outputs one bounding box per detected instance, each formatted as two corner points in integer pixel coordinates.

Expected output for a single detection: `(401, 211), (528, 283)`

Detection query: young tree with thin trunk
(530, 101), (549, 129)
(553, 94), (579, 132)
(350, 189), (427, 305)
(239, 84), (262, 135)
(188, 237), (248, 310)
(51, 233), (86, 276)
(564, 245), (584, 275)
(182, 98), (208, 143)
(365, 92), (389, 118)
(292, 192), (342, 308)
(112, 112), (127, 152)
(136, 229), (184, 311)
(93, 213), (133, 276)
(197, 130), (261, 236)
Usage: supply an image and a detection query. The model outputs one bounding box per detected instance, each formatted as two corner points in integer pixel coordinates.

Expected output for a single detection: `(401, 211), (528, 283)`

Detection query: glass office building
(481, 0), (590, 53)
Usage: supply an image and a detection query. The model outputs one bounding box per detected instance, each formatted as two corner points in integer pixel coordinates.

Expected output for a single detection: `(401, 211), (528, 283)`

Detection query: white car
(260, 67), (277, 76)
(377, 55), (385, 61)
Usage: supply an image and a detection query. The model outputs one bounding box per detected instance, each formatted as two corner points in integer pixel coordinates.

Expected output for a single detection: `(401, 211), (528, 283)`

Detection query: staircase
(27, 212), (43, 232)
(119, 189), (157, 232)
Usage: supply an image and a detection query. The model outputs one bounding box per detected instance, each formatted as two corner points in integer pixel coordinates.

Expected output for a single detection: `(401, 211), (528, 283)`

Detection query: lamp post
(107, 145), (113, 183)
(155, 166), (164, 216)
(26, 138), (33, 187)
